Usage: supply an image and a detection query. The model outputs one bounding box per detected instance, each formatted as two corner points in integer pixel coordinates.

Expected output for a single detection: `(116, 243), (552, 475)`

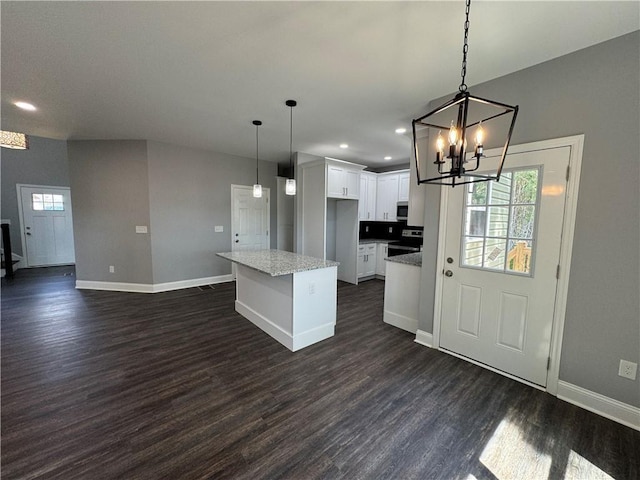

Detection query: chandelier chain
(459, 0), (471, 92)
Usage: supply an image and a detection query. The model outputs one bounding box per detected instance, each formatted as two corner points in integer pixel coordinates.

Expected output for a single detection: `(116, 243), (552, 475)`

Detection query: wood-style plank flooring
(2, 267), (638, 479)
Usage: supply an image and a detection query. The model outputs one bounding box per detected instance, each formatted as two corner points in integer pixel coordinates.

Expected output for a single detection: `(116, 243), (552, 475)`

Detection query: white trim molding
(414, 329), (434, 348)
(557, 381), (640, 431)
(76, 274), (234, 293)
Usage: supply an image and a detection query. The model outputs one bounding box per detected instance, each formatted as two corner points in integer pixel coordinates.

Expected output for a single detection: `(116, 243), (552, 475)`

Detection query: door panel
(20, 186), (75, 267)
(232, 185), (269, 252)
(440, 146), (569, 386)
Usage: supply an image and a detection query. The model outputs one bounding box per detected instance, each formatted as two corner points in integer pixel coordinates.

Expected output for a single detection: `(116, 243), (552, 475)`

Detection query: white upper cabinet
(358, 172), (377, 220)
(376, 173), (400, 221)
(398, 171), (410, 202)
(327, 163), (360, 199)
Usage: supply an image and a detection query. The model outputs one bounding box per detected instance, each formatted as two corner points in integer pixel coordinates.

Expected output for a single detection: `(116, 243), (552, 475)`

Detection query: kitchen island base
(234, 263), (338, 352)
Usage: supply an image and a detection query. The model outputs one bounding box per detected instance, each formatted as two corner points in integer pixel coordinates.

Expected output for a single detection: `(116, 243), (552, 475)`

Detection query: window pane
(507, 240), (533, 274)
(465, 207), (486, 236)
(32, 194), (43, 202)
(513, 170), (538, 204)
(510, 206), (536, 239)
(43, 194), (53, 202)
(53, 194), (64, 203)
(489, 173), (512, 204)
(487, 206), (509, 237)
(462, 237), (484, 267)
(484, 238), (506, 270)
(44, 203), (54, 211)
(32, 201), (44, 211)
(466, 182), (487, 205)
(53, 204), (65, 211)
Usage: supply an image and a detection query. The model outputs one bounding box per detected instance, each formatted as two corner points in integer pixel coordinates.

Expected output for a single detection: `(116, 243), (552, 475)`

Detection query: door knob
(445, 270), (453, 277)
(235, 233), (239, 237)
(235, 240), (239, 243)
(26, 232), (32, 236)
(447, 257), (454, 264)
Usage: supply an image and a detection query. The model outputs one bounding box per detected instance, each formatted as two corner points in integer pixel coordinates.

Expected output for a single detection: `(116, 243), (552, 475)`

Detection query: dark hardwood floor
(2, 267), (638, 479)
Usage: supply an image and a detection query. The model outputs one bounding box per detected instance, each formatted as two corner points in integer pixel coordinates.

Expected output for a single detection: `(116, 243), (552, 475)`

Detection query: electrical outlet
(214, 225), (224, 233)
(388, 227), (393, 233)
(109, 265), (115, 273)
(618, 359), (637, 380)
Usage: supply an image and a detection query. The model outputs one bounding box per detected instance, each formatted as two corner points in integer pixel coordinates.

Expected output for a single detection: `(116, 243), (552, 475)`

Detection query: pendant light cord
(255, 122), (259, 184)
(289, 105), (293, 174)
(459, 0), (471, 93)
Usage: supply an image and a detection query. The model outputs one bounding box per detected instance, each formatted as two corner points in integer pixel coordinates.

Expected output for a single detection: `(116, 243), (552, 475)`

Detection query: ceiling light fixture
(0, 130), (29, 150)
(395, 128), (406, 134)
(384, 156), (392, 161)
(252, 120), (263, 198)
(412, 0), (518, 187)
(14, 101), (36, 111)
(285, 100), (297, 196)
(339, 143), (349, 149)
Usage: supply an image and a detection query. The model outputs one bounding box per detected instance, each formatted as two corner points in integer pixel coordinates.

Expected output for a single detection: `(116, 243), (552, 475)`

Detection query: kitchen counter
(358, 238), (391, 245)
(385, 252), (422, 267)
(217, 249), (338, 352)
(217, 249), (338, 276)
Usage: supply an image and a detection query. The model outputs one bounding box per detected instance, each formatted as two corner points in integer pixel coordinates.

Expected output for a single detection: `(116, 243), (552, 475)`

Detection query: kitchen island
(217, 250), (339, 352)
(383, 252), (422, 333)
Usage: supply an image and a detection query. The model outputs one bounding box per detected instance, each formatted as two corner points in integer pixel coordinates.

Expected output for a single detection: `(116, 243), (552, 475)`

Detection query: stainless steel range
(387, 227), (424, 257)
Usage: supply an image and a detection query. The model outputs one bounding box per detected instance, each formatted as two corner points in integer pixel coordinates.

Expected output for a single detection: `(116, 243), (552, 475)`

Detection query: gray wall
(418, 31), (640, 406)
(67, 140), (154, 284)
(1, 136), (70, 256)
(147, 141), (277, 284)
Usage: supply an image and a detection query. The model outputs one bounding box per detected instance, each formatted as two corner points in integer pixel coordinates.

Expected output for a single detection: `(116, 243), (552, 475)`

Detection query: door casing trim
(431, 135), (584, 395)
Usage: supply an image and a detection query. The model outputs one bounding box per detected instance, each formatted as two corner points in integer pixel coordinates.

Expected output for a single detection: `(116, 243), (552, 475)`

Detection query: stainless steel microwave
(396, 202), (408, 221)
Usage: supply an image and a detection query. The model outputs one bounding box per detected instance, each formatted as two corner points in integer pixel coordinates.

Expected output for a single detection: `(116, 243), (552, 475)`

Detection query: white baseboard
(557, 381), (640, 431)
(383, 310), (418, 333)
(76, 274), (234, 294)
(414, 329), (434, 348)
(235, 300), (334, 352)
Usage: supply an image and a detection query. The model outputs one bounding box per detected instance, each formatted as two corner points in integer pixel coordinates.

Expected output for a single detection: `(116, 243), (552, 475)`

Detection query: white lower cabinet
(357, 243), (377, 279)
(376, 242), (388, 276)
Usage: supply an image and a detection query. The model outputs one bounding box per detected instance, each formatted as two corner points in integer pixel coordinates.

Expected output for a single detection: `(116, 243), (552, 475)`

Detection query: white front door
(439, 145), (570, 386)
(231, 185), (270, 252)
(18, 185), (75, 267)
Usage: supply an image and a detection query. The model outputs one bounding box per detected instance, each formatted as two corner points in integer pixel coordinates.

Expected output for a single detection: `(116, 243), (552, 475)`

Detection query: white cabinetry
(358, 172), (377, 220)
(376, 242), (388, 276)
(398, 171), (410, 202)
(327, 163), (360, 199)
(298, 157), (365, 285)
(357, 243), (377, 279)
(376, 173), (400, 221)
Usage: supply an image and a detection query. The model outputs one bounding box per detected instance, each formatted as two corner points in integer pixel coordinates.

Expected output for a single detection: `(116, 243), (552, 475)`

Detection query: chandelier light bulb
(253, 184), (263, 198)
(285, 178), (296, 195)
(436, 131), (445, 152)
(448, 121), (458, 146)
(475, 122), (484, 146)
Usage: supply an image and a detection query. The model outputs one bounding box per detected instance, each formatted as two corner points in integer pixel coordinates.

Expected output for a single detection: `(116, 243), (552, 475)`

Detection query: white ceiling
(2, 1), (638, 167)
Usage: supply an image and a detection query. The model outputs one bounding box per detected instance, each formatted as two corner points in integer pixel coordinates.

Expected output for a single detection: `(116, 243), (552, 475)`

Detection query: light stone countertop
(217, 249), (339, 277)
(358, 238), (391, 245)
(385, 252), (422, 267)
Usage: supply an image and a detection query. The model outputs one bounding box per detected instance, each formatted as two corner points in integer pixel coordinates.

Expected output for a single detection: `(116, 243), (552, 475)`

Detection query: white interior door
(231, 185), (270, 252)
(19, 185), (75, 267)
(439, 145), (570, 386)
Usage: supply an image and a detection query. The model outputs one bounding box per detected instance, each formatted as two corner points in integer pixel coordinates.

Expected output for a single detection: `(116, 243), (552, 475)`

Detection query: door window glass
(32, 193), (65, 211)
(461, 168), (540, 275)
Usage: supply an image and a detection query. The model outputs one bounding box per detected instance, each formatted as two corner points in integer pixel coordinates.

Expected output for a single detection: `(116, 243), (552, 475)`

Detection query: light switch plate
(135, 225), (148, 234)
(214, 225), (224, 233)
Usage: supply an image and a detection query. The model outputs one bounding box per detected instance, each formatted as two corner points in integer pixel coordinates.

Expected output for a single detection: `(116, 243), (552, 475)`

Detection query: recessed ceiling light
(384, 156), (392, 160)
(395, 128), (406, 134)
(339, 143), (349, 149)
(14, 101), (36, 111)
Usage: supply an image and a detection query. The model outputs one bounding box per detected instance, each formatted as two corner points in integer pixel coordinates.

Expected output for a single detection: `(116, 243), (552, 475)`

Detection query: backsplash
(359, 221), (405, 241)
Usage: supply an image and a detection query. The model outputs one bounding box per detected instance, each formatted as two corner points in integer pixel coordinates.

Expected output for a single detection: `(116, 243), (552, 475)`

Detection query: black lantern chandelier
(412, 0), (518, 187)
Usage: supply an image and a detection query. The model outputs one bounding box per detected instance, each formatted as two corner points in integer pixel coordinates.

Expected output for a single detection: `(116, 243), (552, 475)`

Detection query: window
(32, 193), (65, 211)
(461, 168), (540, 275)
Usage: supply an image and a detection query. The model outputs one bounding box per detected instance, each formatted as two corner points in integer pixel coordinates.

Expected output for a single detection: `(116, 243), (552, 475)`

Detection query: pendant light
(285, 100), (297, 196)
(252, 120), (263, 198)
(412, 0), (518, 187)
(0, 130), (29, 150)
